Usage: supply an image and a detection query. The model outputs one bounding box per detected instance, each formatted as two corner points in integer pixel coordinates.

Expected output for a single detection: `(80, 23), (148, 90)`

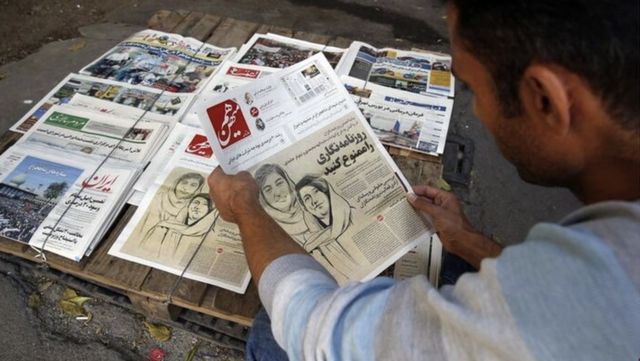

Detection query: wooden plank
(327, 36), (352, 49)
(187, 14), (223, 41)
(196, 285), (256, 326)
(84, 206), (151, 290)
(0, 237), (30, 257)
(212, 282), (261, 321)
(128, 292), (181, 321)
(0, 131), (22, 155)
(147, 10), (187, 32)
(255, 24), (294, 38)
(172, 11), (205, 37)
(140, 269), (208, 307)
(293, 31), (331, 45)
(387, 145), (442, 163)
(391, 154), (443, 186)
(206, 18), (260, 48)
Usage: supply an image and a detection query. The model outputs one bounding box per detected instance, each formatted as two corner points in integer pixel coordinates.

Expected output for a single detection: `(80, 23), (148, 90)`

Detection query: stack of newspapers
(2, 29), (451, 292)
(1, 30), (236, 261)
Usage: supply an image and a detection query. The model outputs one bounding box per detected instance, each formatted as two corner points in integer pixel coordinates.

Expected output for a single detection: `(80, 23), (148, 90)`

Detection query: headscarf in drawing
(295, 175), (352, 251)
(160, 172), (206, 221)
(255, 164), (311, 240)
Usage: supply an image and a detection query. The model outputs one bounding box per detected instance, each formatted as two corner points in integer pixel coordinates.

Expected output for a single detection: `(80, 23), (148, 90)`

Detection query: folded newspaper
(80, 29), (236, 94)
(193, 53), (438, 284)
(110, 127), (251, 293)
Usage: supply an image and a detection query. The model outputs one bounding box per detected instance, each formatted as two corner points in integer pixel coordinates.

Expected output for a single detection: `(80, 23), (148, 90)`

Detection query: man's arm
(207, 167), (306, 284)
(407, 185), (502, 268)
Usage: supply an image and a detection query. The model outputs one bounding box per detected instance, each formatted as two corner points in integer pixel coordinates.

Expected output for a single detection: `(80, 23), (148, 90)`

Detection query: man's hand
(207, 167), (262, 224)
(407, 185), (502, 268)
(207, 166), (306, 284)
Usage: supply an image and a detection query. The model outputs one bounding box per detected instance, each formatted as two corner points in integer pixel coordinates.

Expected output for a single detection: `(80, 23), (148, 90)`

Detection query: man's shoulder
(493, 200), (640, 361)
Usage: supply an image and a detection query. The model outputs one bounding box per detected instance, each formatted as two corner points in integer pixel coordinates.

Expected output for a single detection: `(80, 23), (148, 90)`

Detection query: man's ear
(520, 64), (572, 135)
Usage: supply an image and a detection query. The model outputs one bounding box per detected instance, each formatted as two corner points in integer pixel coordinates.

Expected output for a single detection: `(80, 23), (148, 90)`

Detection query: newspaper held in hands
(110, 127), (251, 294)
(193, 53), (438, 284)
(80, 30), (236, 94)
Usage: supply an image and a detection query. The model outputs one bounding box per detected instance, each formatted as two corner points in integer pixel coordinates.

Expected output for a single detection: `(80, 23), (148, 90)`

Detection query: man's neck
(572, 157), (640, 204)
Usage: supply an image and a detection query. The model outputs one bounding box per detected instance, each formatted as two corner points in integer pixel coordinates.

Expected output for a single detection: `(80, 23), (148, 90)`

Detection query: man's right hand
(407, 185), (503, 268)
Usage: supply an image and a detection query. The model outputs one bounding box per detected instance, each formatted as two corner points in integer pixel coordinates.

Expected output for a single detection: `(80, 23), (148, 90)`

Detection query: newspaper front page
(18, 105), (168, 165)
(80, 30), (236, 94)
(0, 145), (138, 261)
(235, 33), (345, 69)
(10, 73), (193, 133)
(110, 127), (251, 293)
(193, 53), (436, 284)
(336, 41), (455, 98)
(343, 77), (453, 155)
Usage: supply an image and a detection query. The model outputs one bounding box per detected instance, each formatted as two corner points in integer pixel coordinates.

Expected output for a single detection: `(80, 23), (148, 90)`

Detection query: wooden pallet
(0, 9), (443, 329)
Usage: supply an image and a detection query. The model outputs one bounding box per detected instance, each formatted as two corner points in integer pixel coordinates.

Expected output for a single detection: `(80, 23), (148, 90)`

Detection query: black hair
(450, 0), (639, 130)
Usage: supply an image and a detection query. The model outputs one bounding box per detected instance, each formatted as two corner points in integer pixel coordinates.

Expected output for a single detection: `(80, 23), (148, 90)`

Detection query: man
(208, 0), (639, 360)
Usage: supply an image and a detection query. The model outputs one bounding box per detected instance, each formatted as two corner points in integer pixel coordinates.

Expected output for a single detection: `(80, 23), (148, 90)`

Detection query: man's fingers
(407, 192), (444, 217)
(412, 184), (447, 199)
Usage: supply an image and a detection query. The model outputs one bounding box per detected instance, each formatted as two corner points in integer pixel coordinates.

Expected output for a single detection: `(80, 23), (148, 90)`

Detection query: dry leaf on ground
(144, 321), (172, 342)
(58, 287), (93, 320)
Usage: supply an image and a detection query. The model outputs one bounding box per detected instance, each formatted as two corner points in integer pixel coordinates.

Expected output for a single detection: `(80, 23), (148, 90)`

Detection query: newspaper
(181, 62), (277, 127)
(0, 145), (138, 261)
(193, 53), (437, 284)
(343, 76), (453, 155)
(336, 41), (455, 98)
(234, 33), (345, 69)
(128, 123), (194, 205)
(17, 105), (168, 165)
(393, 234), (442, 285)
(10, 74), (194, 133)
(110, 127), (251, 293)
(80, 29), (236, 93)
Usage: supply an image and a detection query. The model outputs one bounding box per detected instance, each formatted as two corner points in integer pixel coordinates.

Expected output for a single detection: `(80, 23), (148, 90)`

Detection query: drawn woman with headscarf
(254, 164), (313, 243)
(137, 172), (205, 253)
(143, 193), (218, 262)
(295, 175), (361, 280)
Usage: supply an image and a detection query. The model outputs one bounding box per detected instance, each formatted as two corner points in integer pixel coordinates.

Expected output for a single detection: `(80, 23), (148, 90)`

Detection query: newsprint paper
(10, 73), (193, 133)
(193, 53), (439, 285)
(109, 127), (251, 293)
(80, 29), (236, 94)
(0, 144), (138, 261)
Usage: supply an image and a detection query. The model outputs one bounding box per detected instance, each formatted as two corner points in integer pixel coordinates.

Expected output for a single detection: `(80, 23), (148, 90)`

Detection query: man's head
(447, 0), (639, 193)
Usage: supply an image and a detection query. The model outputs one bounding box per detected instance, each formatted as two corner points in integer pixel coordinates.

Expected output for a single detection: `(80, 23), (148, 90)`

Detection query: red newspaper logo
(185, 134), (213, 158)
(227, 66), (261, 79)
(206, 99), (251, 149)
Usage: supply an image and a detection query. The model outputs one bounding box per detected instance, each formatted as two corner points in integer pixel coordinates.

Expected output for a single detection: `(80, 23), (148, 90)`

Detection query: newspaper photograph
(80, 29), (236, 93)
(0, 145), (138, 261)
(194, 53), (437, 284)
(336, 41), (455, 98)
(344, 77), (453, 155)
(10, 73), (193, 133)
(18, 105), (168, 165)
(235, 33), (345, 69)
(110, 130), (250, 293)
